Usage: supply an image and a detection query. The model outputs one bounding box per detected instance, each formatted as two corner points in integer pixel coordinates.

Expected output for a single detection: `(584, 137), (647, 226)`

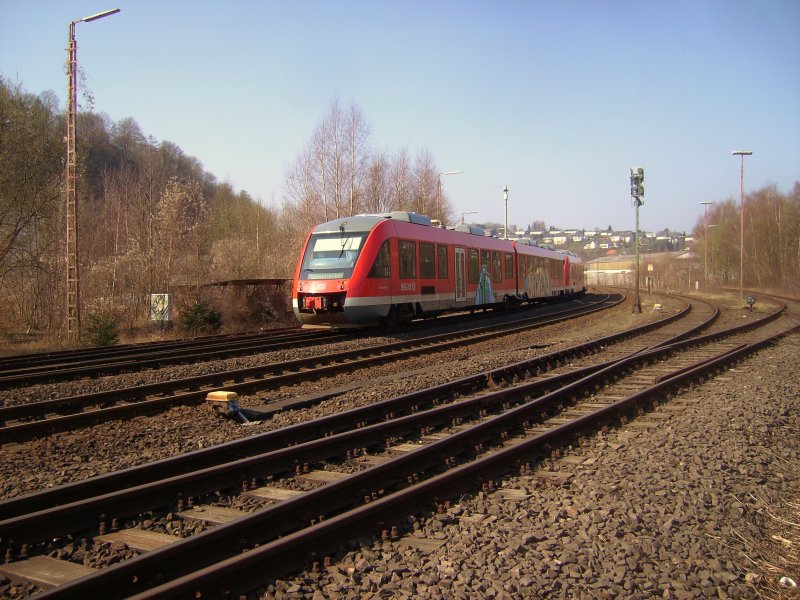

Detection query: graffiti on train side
(475, 267), (494, 305)
(525, 271), (551, 298)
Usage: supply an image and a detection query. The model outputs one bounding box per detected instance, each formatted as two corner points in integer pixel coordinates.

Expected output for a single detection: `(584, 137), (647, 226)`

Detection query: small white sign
(150, 293), (173, 322)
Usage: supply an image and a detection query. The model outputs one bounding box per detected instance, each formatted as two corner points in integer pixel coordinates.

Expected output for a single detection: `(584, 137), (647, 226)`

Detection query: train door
(454, 247), (466, 302)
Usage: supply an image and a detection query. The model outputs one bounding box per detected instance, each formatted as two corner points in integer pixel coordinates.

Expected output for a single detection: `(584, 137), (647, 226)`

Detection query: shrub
(85, 312), (120, 347)
(180, 300), (222, 335)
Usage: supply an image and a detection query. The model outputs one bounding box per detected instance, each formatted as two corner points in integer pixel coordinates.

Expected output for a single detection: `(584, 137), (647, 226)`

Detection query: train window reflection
(468, 248), (480, 283)
(368, 240), (391, 278)
(420, 242), (435, 279)
(300, 233), (366, 279)
(437, 244), (448, 279)
(399, 240), (417, 278)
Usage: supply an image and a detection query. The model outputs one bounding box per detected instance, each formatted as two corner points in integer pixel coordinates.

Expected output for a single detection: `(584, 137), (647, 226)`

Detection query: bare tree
(363, 151), (392, 214)
(389, 148), (413, 211)
(284, 145), (327, 232)
(154, 176), (208, 290)
(346, 102), (371, 215)
(285, 98), (373, 223)
(0, 80), (63, 332)
(412, 148), (438, 217)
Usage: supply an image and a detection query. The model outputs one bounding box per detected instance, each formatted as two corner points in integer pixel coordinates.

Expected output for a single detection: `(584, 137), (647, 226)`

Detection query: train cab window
(491, 251), (502, 283)
(420, 242), (435, 279)
(399, 240), (417, 279)
(504, 253), (513, 279)
(437, 244), (448, 279)
(468, 248), (480, 283)
(367, 240), (391, 278)
(299, 232), (367, 280)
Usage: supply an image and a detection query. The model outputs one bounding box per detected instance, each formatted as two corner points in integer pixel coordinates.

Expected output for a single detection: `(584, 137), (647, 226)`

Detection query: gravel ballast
(0, 295), (796, 599)
(258, 333), (800, 599)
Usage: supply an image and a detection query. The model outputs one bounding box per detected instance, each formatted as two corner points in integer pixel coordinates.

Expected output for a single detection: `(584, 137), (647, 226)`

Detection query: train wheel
(385, 303), (414, 327)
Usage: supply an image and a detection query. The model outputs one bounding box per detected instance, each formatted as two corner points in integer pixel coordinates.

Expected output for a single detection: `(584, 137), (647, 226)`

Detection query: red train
(292, 212), (585, 328)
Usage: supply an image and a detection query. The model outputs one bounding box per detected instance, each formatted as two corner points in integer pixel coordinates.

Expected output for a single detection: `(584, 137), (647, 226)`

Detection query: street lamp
(732, 150), (753, 300)
(437, 170), (462, 224)
(461, 211), (478, 224)
(700, 201), (712, 287)
(705, 224), (718, 286)
(66, 7), (120, 339)
(502, 186), (509, 240)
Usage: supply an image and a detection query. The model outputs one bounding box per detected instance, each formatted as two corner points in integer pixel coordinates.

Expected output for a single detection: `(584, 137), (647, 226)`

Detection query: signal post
(630, 167), (644, 313)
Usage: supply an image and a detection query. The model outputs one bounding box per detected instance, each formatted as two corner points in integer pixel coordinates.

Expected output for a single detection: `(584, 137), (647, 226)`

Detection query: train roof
(311, 211), (432, 235)
(308, 212), (582, 263)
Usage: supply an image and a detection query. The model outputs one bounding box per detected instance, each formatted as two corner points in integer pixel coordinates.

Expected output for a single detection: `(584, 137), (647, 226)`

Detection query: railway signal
(630, 166), (645, 314)
(630, 167), (644, 203)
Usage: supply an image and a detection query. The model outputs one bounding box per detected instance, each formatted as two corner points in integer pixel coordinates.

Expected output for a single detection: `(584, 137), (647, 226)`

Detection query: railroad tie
(245, 487), (305, 502)
(177, 505), (249, 525)
(94, 528), (179, 552)
(0, 555), (96, 589)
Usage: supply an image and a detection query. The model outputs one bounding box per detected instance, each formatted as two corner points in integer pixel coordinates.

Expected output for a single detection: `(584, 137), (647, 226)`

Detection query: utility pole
(502, 186), (509, 240)
(65, 8), (120, 340)
(66, 20), (79, 338)
(630, 167), (644, 313)
(436, 170), (462, 224)
(700, 201), (712, 287)
(731, 150), (753, 300)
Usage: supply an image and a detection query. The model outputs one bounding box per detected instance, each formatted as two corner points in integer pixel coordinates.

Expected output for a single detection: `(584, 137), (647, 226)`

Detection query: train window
(491, 251), (502, 283)
(437, 244), (448, 279)
(367, 240), (391, 278)
(468, 248), (480, 283)
(420, 242), (435, 279)
(299, 232), (367, 279)
(505, 253), (513, 279)
(480, 250), (490, 275)
(399, 240), (416, 279)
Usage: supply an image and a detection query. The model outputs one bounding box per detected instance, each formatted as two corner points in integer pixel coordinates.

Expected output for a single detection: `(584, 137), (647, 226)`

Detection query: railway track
(0, 327), (352, 389)
(0, 294), (609, 389)
(0, 294), (621, 444)
(2, 295), (794, 597)
(0, 327), (299, 371)
(0, 291), (703, 523)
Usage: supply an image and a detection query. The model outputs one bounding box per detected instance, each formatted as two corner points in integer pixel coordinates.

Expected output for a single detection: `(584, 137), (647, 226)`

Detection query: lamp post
(700, 201), (712, 287)
(437, 170), (462, 224)
(461, 211), (478, 224)
(502, 186), (509, 240)
(731, 150), (752, 300)
(705, 224), (718, 286)
(66, 8), (120, 340)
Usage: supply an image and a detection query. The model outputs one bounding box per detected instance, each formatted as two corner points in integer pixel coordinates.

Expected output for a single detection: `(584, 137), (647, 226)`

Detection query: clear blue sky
(2, 0), (798, 233)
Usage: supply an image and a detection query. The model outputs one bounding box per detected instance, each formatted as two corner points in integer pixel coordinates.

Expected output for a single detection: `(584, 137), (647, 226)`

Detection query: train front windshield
(299, 233), (367, 280)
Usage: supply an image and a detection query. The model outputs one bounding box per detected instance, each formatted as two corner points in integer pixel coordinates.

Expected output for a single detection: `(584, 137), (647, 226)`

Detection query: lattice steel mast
(65, 9), (120, 339)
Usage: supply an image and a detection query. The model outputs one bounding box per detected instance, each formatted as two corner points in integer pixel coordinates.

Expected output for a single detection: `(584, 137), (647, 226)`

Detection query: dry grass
(741, 472), (800, 598)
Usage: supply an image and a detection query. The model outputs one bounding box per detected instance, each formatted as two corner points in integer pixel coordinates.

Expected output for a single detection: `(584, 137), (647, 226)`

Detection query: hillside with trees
(0, 79), (456, 344)
(692, 183), (800, 289)
(2, 76), (797, 347)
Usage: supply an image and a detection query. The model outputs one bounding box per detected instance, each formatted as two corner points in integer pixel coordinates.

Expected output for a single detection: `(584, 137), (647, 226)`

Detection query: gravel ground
(0, 293), (677, 498)
(256, 331), (800, 599)
(1, 292), (796, 599)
